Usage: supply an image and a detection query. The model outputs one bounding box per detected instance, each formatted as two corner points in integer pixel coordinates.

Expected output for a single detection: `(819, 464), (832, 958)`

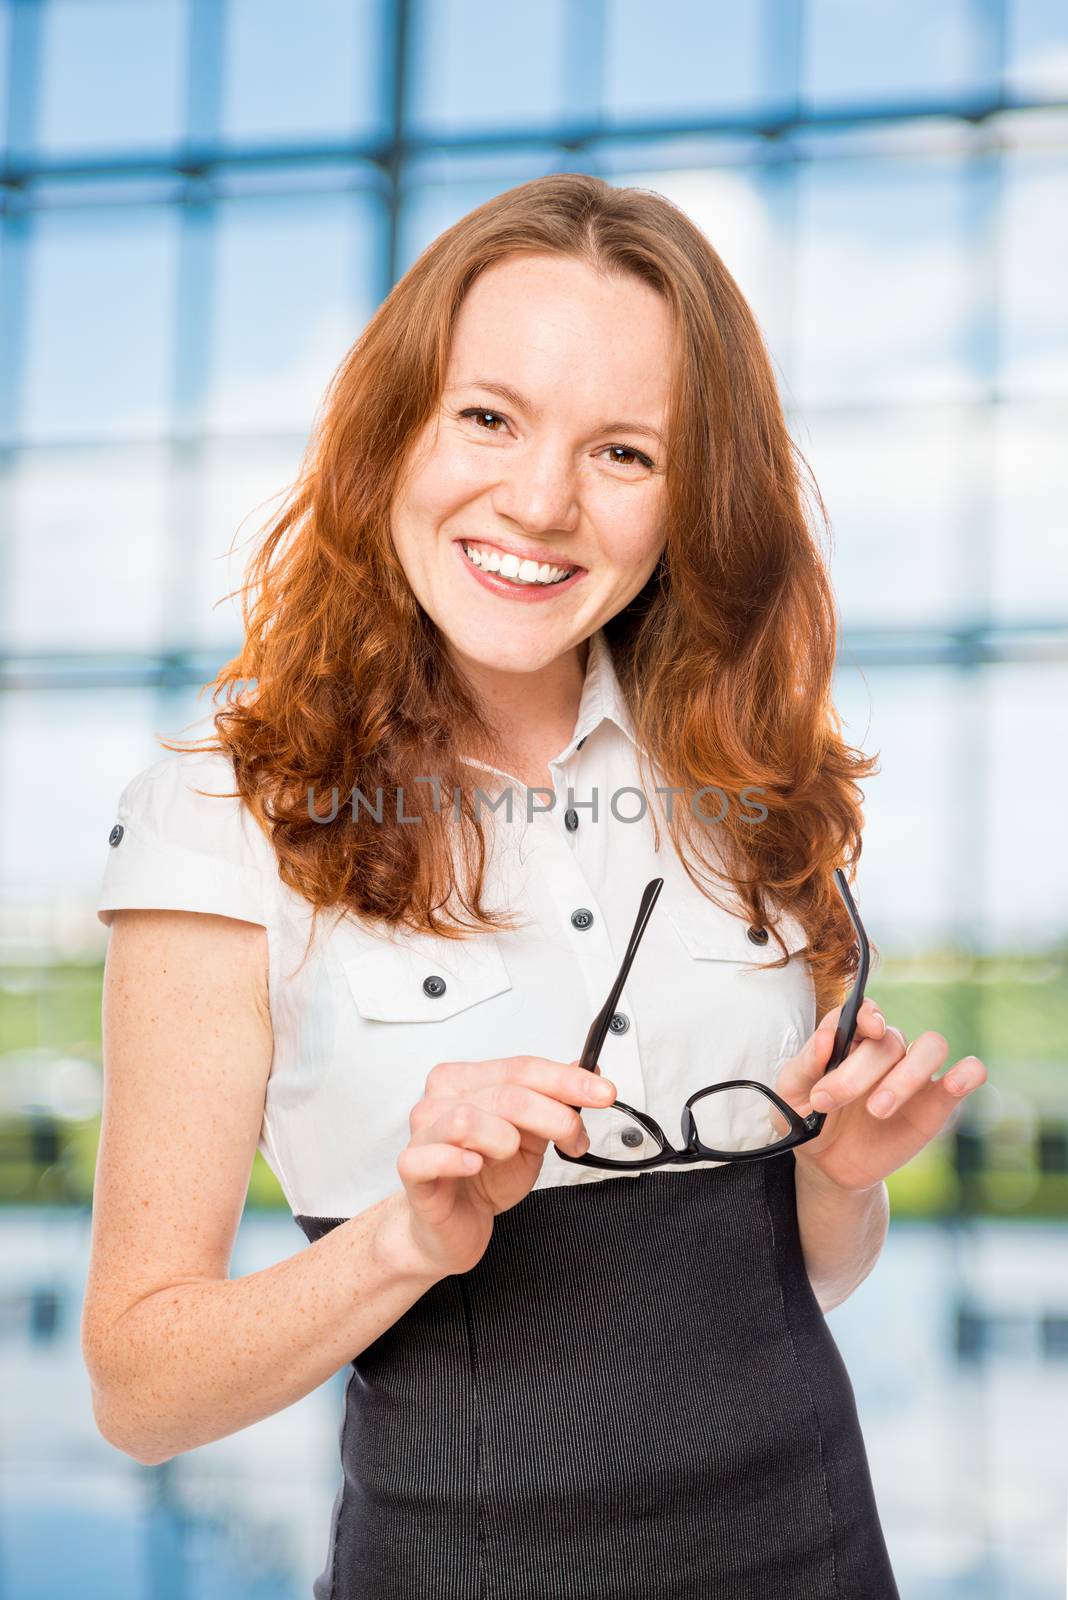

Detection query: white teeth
(462, 542), (575, 586)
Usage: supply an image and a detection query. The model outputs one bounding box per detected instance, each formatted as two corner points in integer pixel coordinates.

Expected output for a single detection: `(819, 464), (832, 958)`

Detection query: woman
(82, 174), (987, 1598)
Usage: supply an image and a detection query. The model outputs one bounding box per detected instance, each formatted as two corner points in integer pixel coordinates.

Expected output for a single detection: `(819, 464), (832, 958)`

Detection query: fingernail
(869, 1089), (894, 1117)
(810, 1089), (832, 1111)
(873, 1010), (886, 1032)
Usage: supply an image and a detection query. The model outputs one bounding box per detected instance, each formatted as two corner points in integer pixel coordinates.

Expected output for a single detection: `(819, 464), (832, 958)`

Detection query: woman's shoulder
(112, 746), (269, 859)
(98, 746), (276, 929)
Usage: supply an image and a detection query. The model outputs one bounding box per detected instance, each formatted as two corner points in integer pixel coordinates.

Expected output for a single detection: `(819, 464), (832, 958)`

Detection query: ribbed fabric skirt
(295, 1150), (900, 1599)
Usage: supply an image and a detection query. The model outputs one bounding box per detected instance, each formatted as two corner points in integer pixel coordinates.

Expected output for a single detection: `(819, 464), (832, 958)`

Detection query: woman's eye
(459, 407), (506, 432)
(457, 407), (654, 470)
(606, 444), (653, 469)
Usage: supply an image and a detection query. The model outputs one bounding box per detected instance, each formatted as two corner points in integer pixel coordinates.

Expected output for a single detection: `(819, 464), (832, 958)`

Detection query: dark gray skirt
(295, 1150), (900, 1599)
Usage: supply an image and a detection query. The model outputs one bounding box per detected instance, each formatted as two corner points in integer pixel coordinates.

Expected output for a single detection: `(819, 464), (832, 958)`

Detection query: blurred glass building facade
(1, 2), (1067, 1597)
(1, 0), (1066, 955)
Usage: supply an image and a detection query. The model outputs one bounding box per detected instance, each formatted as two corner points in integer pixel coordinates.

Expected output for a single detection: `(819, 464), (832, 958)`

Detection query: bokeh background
(1, 1), (1066, 1596)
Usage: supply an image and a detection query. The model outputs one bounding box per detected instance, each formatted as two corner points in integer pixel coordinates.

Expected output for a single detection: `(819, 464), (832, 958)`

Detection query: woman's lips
(453, 540), (586, 603)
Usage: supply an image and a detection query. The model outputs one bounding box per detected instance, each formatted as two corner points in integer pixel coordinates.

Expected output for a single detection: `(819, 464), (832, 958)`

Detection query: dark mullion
(384, 0), (411, 295)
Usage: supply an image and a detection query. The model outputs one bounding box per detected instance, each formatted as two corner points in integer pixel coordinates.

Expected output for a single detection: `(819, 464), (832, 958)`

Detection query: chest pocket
(342, 933), (514, 1023)
(664, 899), (816, 1076)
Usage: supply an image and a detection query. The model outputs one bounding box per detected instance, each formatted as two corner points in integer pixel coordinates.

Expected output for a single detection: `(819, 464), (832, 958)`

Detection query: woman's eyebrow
(447, 377), (664, 445)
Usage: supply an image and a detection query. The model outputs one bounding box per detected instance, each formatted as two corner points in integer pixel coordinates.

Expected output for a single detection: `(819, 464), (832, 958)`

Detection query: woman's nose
(490, 444), (580, 535)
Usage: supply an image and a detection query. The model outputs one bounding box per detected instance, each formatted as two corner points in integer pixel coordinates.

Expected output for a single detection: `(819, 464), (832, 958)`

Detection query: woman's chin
(440, 613), (584, 672)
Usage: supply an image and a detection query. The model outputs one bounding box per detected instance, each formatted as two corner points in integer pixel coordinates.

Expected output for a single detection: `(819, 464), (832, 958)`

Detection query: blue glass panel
(992, 404), (1068, 622)
(397, 173), (519, 278)
(1001, 135), (1068, 397)
(603, 0), (771, 123)
(0, 688), (166, 901)
(220, 0), (388, 147)
(0, 0), (11, 160)
(34, 0), (187, 158)
(1006, 0), (1068, 97)
(406, 0), (568, 136)
(801, 0), (982, 108)
(21, 206), (179, 442)
(204, 191), (382, 433)
(792, 154), (980, 404)
(5, 444), (170, 651)
(191, 435), (307, 648)
(986, 663), (1068, 945)
(801, 407), (979, 628)
(832, 664), (959, 948)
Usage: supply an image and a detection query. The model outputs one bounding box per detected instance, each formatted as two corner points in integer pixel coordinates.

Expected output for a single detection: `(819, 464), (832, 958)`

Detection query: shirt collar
(562, 626), (642, 760)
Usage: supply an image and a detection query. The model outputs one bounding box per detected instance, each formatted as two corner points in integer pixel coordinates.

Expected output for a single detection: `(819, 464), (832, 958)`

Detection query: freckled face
(389, 252), (674, 676)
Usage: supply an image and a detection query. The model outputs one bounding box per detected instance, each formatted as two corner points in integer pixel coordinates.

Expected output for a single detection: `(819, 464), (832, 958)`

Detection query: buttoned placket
(455, 628), (651, 1115)
(537, 739), (649, 1115)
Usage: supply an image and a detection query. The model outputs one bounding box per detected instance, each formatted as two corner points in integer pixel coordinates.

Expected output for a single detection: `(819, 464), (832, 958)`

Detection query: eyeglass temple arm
(577, 877), (664, 1074)
(575, 868), (866, 1078)
(827, 866), (871, 1073)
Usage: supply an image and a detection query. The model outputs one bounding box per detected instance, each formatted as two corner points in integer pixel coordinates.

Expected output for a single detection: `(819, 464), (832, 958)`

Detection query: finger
(816, 995), (886, 1038)
(810, 1024), (917, 1109)
(863, 1048), (988, 1124)
(397, 1142), (487, 1195)
(483, 1080), (597, 1153)
(419, 1095), (589, 1161)
(774, 1024), (837, 1108)
(806, 1031), (949, 1119)
(425, 1055), (617, 1109)
(418, 1101), (525, 1161)
(776, 1017), (908, 1109)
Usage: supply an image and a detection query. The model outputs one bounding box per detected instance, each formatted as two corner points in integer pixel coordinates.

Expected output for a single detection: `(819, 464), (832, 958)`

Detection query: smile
(453, 538), (587, 604)
(460, 540), (578, 586)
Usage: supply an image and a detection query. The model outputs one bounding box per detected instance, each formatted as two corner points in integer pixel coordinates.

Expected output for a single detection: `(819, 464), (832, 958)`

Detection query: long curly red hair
(165, 172), (879, 1017)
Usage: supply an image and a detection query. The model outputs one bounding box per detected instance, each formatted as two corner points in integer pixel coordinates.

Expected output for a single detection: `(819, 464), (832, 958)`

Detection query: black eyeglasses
(554, 868), (869, 1170)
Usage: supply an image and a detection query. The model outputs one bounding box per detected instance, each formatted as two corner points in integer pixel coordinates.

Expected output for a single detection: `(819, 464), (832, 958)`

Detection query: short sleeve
(96, 750), (271, 929)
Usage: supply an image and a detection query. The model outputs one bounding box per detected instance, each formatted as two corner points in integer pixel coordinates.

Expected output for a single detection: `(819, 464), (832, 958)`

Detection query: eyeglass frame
(554, 867), (869, 1171)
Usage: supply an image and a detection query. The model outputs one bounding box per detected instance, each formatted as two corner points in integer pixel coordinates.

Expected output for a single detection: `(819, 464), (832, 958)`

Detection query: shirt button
(746, 925), (769, 945)
(564, 808), (579, 832)
(570, 908), (594, 931)
(608, 1012), (629, 1035)
(620, 1127), (644, 1148)
(422, 975), (447, 997)
(108, 824), (124, 847)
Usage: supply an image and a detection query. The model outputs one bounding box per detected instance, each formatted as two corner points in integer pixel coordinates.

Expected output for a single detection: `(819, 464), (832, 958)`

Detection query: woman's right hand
(392, 1055), (618, 1279)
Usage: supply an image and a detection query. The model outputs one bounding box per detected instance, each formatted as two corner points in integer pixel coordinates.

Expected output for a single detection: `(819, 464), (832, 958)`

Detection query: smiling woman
(389, 253), (675, 716)
(84, 173), (916, 1600)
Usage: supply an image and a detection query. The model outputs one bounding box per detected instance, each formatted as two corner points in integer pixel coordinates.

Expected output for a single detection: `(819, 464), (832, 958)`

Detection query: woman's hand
(394, 1055), (617, 1278)
(773, 998), (989, 1194)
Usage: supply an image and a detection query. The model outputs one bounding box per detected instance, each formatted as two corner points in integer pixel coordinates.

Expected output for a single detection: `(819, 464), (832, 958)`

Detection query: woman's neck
(453, 636), (589, 792)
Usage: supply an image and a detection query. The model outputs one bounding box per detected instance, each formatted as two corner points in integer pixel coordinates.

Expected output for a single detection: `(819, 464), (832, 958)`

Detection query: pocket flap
(667, 900), (809, 964)
(343, 934), (513, 1023)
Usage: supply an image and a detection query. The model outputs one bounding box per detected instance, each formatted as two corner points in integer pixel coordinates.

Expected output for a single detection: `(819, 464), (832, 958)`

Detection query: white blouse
(96, 627), (817, 1220)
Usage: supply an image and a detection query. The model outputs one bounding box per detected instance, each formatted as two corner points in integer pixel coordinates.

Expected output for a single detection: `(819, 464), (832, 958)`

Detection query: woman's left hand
(774, 998), (989, 1193)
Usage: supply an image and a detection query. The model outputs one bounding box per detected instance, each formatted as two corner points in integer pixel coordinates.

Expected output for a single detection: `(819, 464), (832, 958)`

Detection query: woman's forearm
(793, 1160), (889, 1313)
(84, 1188), (441, 1467)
